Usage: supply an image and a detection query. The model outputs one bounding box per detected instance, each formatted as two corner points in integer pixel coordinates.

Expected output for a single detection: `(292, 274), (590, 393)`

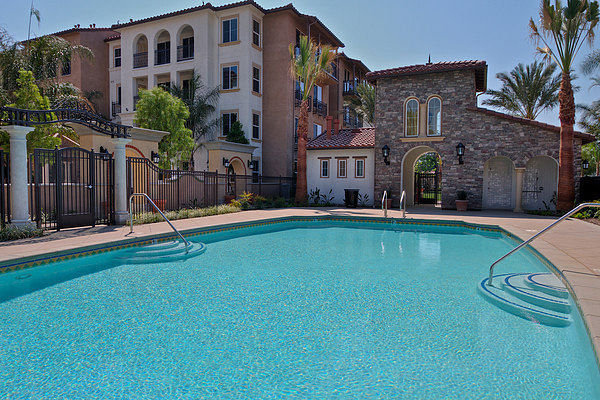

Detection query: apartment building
(53, 25), (118, 118)
(330, 52), (371, 129)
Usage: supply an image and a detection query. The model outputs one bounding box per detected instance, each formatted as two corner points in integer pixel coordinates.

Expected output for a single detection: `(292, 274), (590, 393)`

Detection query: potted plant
(456, 190), (468, 211)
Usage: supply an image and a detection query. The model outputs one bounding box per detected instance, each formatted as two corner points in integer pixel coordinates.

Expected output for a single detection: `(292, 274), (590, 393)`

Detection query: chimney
(93, 23), (96, 28)
(326, 116), (333, 140)
(333, 118), (340, 135)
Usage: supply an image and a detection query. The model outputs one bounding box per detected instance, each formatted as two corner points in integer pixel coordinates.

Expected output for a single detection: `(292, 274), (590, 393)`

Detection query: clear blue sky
(3, 0), (600, 125)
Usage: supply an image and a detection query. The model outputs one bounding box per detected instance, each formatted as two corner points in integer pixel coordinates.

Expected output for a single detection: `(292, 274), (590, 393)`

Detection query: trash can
(344, 189), (359, 208)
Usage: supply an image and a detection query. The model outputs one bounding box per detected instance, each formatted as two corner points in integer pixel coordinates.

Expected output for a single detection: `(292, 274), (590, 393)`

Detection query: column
(113, 137), (132, 224)
(5, 126), (35, 227)
(514, 167), (525, 213)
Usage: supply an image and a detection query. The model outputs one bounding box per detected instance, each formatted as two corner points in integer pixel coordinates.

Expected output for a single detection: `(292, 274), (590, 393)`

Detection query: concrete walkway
(1, 206), (599, 356)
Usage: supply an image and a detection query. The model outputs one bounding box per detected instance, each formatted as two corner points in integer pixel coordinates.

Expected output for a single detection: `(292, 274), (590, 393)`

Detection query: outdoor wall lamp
(223, 158), (230, 168)
(456, 143), (465, 165)
(99, 146), (108, 154)
(248, 159), (259, 171)
(382, 145), (390, 165)
(151, 151), (160, 164)
(583, 159), (590, 170)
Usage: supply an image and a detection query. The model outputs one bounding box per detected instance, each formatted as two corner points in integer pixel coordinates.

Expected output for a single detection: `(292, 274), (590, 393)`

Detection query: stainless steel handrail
(488, 203), (600, 286)
(129, 193), (190, 254)
(382, 190), (388, 218)
(400, 190), (406, 218)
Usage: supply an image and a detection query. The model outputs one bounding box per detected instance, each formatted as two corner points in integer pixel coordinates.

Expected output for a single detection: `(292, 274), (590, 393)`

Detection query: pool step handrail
(400, 190), (406, 218)
(382, 190), (388, 218)
(488, 203), (600, 286)
(129, 193), (190, 254)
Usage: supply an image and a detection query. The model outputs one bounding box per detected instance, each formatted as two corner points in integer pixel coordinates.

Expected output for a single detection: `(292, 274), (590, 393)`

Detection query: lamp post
(382, 145), (390, 165)
(456, 143), (465, 165)
(583, 159), (589, 177)
(223, 158), (230, 168)
(151, 151), (160, 164)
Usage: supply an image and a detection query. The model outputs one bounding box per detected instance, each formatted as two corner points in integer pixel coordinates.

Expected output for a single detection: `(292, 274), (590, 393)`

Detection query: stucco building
(365, 60), (595, 211)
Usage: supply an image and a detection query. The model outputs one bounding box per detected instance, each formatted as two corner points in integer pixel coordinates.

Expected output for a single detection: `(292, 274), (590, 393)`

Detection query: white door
(522, 156), (558, 211)
(483, 157), (514, 209)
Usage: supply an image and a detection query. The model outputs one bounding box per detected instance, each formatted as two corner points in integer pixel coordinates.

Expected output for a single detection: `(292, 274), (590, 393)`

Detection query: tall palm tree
(289, 35), (335, 203)
(482, 62), (561, 119)
(578, 101), (600, 174)
(344, 81), (376, 125)
(529, 0), (599, 211)
(169, 72), (220, 169)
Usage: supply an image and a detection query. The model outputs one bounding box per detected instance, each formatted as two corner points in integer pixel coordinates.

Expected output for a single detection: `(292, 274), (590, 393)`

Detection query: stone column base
(114, 211), (130, 225)
(9, 219), (36, 228)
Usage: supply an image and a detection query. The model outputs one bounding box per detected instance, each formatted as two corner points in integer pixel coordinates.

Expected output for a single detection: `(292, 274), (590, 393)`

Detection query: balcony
(155, 48), (170, 65)
(343, 110), (363, 129)
(133, 52), (148, 69)
(177, 45), (194, 61)
(343, 80), (357, 96)
(312, 98), (327, 117)
(111, 102), (121, 117)
(294, 89), (312, 111)
(133, 95), (140, 111)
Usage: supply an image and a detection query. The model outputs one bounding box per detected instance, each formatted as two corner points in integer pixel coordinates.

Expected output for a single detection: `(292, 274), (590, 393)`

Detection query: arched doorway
(401, 146), (441, 206)
(522, 156), (558, 211)
(483, 156), (515, 210)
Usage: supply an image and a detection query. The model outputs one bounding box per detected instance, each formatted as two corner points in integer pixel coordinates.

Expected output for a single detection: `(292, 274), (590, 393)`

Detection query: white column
(514, 167), (525, 213)
(113, 137), (132, 224)
(5, 126), (35, 227)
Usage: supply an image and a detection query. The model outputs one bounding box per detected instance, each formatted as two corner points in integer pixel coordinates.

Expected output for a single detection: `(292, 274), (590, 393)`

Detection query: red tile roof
(467, 107), (596, 144)
(307, 127), (375, 150)
(104, 34), (121, 42)
(337, 52), (370, 73)
(367, 60), (487, 91)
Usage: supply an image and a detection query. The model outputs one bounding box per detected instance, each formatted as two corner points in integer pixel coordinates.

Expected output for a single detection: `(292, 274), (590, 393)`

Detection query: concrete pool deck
(1, 206), (599, 357)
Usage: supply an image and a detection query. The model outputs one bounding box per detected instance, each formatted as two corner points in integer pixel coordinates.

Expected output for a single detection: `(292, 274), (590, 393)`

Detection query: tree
(578, 100), (600, 174)
(529, 0), (599, 210)
(134, 87), (194, 169)
(289, 35), (335, 203)
(414, 153), (440, 173)
(225, 121), (249, 144)
(344, 81), (376, 125)
(0, 70), (60, 153)
(169, 72), (220, 169)
(482, 61), (561, 119)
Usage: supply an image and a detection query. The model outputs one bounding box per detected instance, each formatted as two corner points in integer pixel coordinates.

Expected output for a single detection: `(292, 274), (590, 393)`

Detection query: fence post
(259, 175), (262, 196)
(0, 150), (5, 227)
(112, 137), (132, 224)
(279, 175), (282, 198)
(4, 126), (35, 226)
(90, 149), (96, 227)
(214, 170), (218, 206)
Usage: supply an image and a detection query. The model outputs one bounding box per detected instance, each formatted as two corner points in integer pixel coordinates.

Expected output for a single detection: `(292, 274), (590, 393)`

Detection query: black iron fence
(133, 52), (148, 69)
(30, 147), (114, 230)
(0, 150), (9, 227)
(581, 176), (600, 201)
(127, 157), (294, 215)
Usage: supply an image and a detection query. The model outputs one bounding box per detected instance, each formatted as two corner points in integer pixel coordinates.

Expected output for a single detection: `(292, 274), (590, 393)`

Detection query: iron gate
(31, 147), (114, 229)
(414, 172), (440, 204)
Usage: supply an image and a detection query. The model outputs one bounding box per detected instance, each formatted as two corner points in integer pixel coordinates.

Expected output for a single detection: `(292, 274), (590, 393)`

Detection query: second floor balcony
(343, 80), (357, 96)
(312, 98), (327, 117)
(177, 44), (194, 61)
(294, 89), (312, 111)
(155, 48), (170, 65)
(133, 52), (148, 69)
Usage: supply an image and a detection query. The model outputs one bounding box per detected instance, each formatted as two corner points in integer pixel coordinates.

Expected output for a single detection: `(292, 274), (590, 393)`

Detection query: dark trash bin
(344, 189), (359, 208)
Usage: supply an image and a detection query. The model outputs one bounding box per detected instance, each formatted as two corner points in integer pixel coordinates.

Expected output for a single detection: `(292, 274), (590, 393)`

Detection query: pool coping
(1, 209), (599, 369)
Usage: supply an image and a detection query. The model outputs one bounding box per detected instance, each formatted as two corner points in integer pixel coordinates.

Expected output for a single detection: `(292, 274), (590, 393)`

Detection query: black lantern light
(382, 145), (390, 165)
(99, 146), (108, 154)
(583, 159), (590, 171)
(151, 151), (160, 164)
(248, 158), (259, 171)
(223, 158), (230, 167)
(456, 143), (465, 165)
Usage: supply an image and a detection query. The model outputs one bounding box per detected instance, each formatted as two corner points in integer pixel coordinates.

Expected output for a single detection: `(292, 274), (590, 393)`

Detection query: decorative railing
(155, 48), (170, 65)
(0, 106), (131, 138)
(177, 45), (194, 61)
(343, 80), (357, 96)
(294, 90), (312, 111)
(312, 99), (327, 117)
(133, 52), (148, 69)
(111, 102), (121, 117)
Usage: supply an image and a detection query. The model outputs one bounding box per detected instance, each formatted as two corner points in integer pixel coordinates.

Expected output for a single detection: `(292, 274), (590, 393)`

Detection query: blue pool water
(0, 221), (599, 399)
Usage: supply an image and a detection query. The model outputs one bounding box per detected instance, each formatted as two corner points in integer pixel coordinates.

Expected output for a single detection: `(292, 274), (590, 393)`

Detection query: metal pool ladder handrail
(488, 203), (600, 286)
(129, 193), (190, 254)
(400, 190), (406, 219)
(382, 190), (388, 218)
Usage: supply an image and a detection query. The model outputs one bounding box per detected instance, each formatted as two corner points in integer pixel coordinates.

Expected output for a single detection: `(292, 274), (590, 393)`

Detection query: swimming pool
(0, 219), (599, 398)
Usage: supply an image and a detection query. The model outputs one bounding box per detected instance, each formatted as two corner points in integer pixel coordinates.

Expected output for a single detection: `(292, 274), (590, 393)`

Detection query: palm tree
(344, 81), (376, 125)
(169, 72), (220, 170)
(529, 0), (599, 210)
(482, 62), (561, 119)
(578, 101), (600, 174)
(289, 35), (335, 203)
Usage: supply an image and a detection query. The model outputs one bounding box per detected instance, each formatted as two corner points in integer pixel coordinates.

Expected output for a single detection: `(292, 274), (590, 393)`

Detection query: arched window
(427, 97), (442, 136)
(405, 98), (419, 137)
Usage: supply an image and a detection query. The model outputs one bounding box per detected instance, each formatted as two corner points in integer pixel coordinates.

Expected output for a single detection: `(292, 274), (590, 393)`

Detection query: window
(181, 36), (194, 60)
(405, 98), (419, 137)
(117, 86), (122, 104)
(61, 57), (71, 76)
(355, 158), (365, 178)
(337, 159), (347, 178)
(156, 41), (170, 65)
(427, 97), (442, 136)
(252, 66), (260, 94)
(313, 85), (322, 101)
(294, 117), (298, 143)
(222, 112), (238, 135)
(252, 113), (260, 139)
(252, 19), (261, 47)
(313, 124), (322, 139)
(222, 17), (238, 43)
(182, 79), (191, 99)
(222, 65), (238, 90)
(114, 47), (121, 67)
(320, 159), (329, 178)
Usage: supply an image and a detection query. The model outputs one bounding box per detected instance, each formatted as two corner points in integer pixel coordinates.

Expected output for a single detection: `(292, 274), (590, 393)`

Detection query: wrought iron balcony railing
(111, 102), (121, 117)
(133, 52), (148, 69)
(155, 49), (170, 65)
(312, 99), (327, 117)
(343, 80), (357, 96)
(294, 90), (312, 111)
(177, 45), (194, 61)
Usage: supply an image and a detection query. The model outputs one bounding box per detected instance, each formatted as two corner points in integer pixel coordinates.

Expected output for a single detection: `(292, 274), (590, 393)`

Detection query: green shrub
(131, 204), (242, 225)
(0, 225), (44, 242)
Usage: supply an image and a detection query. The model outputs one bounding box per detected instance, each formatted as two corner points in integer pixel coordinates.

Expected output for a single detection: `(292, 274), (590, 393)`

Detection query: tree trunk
(557, 72), (575, 211)
(295, 99), (309, 204)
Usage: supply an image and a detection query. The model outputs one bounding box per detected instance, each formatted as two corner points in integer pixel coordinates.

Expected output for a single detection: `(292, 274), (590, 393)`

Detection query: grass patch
(0, 225), (44, 242)
(131, 204), (242, 225)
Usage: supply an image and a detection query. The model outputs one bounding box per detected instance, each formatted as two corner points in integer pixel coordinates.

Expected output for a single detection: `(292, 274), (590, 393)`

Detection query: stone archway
(483, 156), (516, 210)
(522, 156), (558, 211)
(401, 145), (441, 206)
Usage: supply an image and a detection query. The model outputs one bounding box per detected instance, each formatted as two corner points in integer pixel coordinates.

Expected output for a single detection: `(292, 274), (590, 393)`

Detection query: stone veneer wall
(373, 69), (583, 209)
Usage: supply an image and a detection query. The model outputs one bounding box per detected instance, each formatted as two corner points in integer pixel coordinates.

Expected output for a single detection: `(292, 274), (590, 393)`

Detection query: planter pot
(455, 200), (468, 212)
